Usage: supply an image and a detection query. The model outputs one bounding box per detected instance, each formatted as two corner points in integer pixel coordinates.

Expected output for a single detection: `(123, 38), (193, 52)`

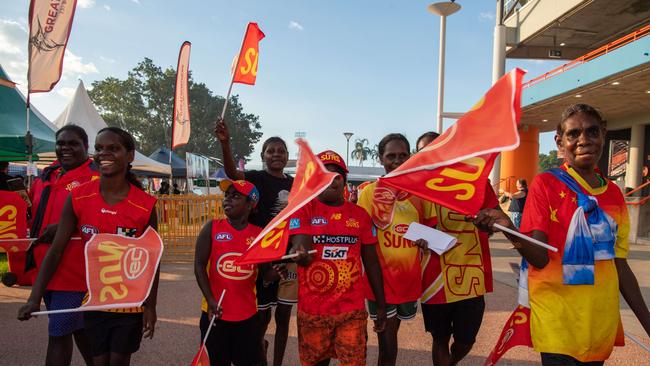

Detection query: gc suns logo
(322, 246), (349, 260)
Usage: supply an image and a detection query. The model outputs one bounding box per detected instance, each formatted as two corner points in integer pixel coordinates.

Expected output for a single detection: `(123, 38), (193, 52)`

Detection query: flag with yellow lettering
(232, 22), (265, 85)
(237, 139), (338, 265)
(190, 344), (210, 366)
(484, 305), (532, 366)
(28, 0), (78, 93)
(0, 191), (32, 286)
(378, 68), (525, 215)
(81, 227), (163, 310)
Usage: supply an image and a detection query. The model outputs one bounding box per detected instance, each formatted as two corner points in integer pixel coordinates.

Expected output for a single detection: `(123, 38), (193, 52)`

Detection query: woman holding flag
(215, 119), (296, 366)
(473, 104), (650, 365)
(19, 127), (160, 366)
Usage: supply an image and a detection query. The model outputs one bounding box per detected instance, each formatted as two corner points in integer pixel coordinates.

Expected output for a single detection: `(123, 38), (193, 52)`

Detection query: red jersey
(201, 219), (261, 321)
(289, 199), (377, 316)
(29, 159), (99, 291)
(420, 183), (498, 304)
(72, 179), (157, 312)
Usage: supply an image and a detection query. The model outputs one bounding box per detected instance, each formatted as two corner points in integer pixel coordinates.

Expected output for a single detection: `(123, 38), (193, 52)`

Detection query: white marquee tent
(48, 80), (171, 175)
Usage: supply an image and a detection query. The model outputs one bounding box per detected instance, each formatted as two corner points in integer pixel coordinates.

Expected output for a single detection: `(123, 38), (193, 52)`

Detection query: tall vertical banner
(237, 139), (338, 265)
(376, 68), (525, 216)
(28, 0), (78, 93)
(172, 41), (192, 149)
(233, 22), (265, 85)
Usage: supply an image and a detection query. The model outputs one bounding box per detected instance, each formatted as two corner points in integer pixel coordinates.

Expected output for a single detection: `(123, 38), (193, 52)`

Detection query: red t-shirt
(201, 219), (261, 321)
(289, 199), (377, 316)
(29, 159), (99, 291)
(70, 180), (156, 295)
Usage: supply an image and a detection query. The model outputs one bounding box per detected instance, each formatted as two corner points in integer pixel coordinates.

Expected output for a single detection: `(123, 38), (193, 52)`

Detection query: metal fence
(155, 194), (224, 262)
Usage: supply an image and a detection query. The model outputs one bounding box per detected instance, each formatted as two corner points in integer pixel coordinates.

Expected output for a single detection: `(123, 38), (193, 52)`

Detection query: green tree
(539, 150), (562, 172)
(351, 138), (372, 167)
(88, 58), (262, 162)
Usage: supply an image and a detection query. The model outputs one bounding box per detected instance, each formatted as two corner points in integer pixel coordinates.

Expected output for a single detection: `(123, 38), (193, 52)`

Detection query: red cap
(219, 179), (260, 207)
(318, 150), (348, 173)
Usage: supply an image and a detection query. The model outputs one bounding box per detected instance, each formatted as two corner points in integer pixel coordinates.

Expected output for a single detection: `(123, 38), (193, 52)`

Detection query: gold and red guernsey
(378, 68), (525, 216)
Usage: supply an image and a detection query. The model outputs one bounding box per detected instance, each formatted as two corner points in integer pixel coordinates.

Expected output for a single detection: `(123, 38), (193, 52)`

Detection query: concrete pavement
(2, 235), (649, 365)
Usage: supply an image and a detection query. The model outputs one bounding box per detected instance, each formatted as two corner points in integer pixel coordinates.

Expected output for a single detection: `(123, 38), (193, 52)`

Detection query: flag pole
(493, 223), (558, 252)
(219, 23), (250, 121)
(25, 94), (33, 188)
(200, 289), (226, 345)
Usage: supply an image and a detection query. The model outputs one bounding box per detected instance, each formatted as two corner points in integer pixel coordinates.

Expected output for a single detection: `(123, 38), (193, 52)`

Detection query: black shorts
(200, 312), (263, 366)
(255, 275), (279, 310)
(83, 311), (143, 357)
(421, 296), (485, 345)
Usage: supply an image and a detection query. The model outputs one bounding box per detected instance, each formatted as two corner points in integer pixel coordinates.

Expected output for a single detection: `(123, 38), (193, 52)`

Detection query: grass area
(0, 253), (7, 277)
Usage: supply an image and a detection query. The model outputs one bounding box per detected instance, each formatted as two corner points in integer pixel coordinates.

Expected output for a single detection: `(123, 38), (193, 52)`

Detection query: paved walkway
(2, 235), (649, 365)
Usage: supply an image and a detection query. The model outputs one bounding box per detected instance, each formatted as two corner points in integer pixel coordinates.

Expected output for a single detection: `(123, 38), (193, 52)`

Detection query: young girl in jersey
(194, 179), (269, 365)
(215, 118), (294, 366)
(356, 133), (433, 366)
(19, 127), (160, 366)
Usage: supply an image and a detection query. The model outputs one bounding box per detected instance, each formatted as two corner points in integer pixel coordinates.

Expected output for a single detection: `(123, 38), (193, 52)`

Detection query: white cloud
(78, 0), (96, 9)
(99, 55), (116, 63)
(0, 18), (29, 92)
(479, 12), (495, 21)
(103, 5), (111, 11)
(131, 0), (140, 4)
(56, 86), (76, 99)
(289, 21), (304, 31)
(63, 50), (99, 75)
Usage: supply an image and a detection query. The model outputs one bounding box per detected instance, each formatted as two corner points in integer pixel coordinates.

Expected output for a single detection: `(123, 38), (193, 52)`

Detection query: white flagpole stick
(32, 307), (86, 316)
(281, 249), (317, 260)
(200, 289), (226, 346)
(0, 237), (82, 243)
(625, 331), (650, 353)
(493, 223), (558, 252)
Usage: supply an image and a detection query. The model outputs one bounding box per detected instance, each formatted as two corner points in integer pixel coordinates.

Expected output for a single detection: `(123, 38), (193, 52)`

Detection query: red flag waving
(28, 0), (78, 93)
(379, 68), (525, 215)
(190, 344), (210, 366)
(172, 41), (192, 149)
(0, 191), (32, 286)
(232, 22), (265, 85)
(82, 227), (163, 310)
(237, 139), (338, 265)
(485, 305), (532, 366)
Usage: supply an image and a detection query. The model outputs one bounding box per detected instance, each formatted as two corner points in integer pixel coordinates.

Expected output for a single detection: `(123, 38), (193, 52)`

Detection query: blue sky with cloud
(2, 0), (564, 167)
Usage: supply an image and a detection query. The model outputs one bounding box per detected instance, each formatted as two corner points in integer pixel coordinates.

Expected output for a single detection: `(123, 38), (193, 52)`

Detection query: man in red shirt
(289, 150), (387, 366)
(26, 124), (98, 366)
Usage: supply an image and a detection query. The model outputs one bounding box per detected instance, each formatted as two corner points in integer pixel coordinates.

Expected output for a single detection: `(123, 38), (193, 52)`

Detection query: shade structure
(148, 147), (186, 177)
(47, 80), (171, 176)
(0, 64), (57, 161)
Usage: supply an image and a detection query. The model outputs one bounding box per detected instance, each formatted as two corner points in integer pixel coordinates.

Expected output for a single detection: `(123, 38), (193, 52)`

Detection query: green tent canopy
(0, 65), (56, 161)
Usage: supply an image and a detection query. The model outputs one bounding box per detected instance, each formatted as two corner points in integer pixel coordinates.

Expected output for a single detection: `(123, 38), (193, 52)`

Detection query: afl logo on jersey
(81, 225), (99, 235)
(123, 247), (149, 280)
(215, 232), (233, 242)
(394, 224), (409, 234)
(311, 216), (328, 226)
(216, 252), (254, 280)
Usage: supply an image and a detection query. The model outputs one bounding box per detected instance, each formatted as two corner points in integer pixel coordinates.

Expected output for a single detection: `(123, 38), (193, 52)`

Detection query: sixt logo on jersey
(215, 232), (233, 242)
(311, 216), (328, 226)
(81, 225), (99, 235)
(322, 246), (349, 260)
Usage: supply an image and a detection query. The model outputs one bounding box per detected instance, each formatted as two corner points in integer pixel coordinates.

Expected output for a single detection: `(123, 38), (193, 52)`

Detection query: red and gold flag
(81, 227), (163, 310)
(0, 191), (32, 285)
(172, 41), (192, 149)
(232, 22), (265, 85)
(237, 139), (338, 265)
(485, 305), (532, 366)
(28, 0), (78, 93)
(378, 68), (525, 215)
(190, 344), (210, 366)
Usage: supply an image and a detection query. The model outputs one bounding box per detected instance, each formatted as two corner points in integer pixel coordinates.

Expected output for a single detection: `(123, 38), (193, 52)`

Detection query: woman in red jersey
(19, 127), (160, 366)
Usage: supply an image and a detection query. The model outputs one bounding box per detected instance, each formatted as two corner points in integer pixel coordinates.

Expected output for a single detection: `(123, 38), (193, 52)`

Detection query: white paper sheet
(403, 222), (457, 255)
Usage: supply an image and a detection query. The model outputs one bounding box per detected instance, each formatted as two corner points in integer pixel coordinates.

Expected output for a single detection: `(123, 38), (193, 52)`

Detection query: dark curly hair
(96, 127), (143, 190)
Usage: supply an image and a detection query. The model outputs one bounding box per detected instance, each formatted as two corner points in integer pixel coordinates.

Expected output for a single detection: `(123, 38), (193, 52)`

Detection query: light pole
(428, 1), (461, 134)
(343, 132), (354, 166)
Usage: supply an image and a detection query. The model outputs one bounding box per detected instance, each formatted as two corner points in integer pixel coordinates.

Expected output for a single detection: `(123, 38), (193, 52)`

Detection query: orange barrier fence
(155, 194), (224, 262)
(523, 25), (650, 89)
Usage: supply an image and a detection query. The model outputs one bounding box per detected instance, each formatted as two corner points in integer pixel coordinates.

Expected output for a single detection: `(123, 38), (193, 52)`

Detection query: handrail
(625, 180), (650, 197)
(523, 25), (650, 89)
(627, 196), (650, 206)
